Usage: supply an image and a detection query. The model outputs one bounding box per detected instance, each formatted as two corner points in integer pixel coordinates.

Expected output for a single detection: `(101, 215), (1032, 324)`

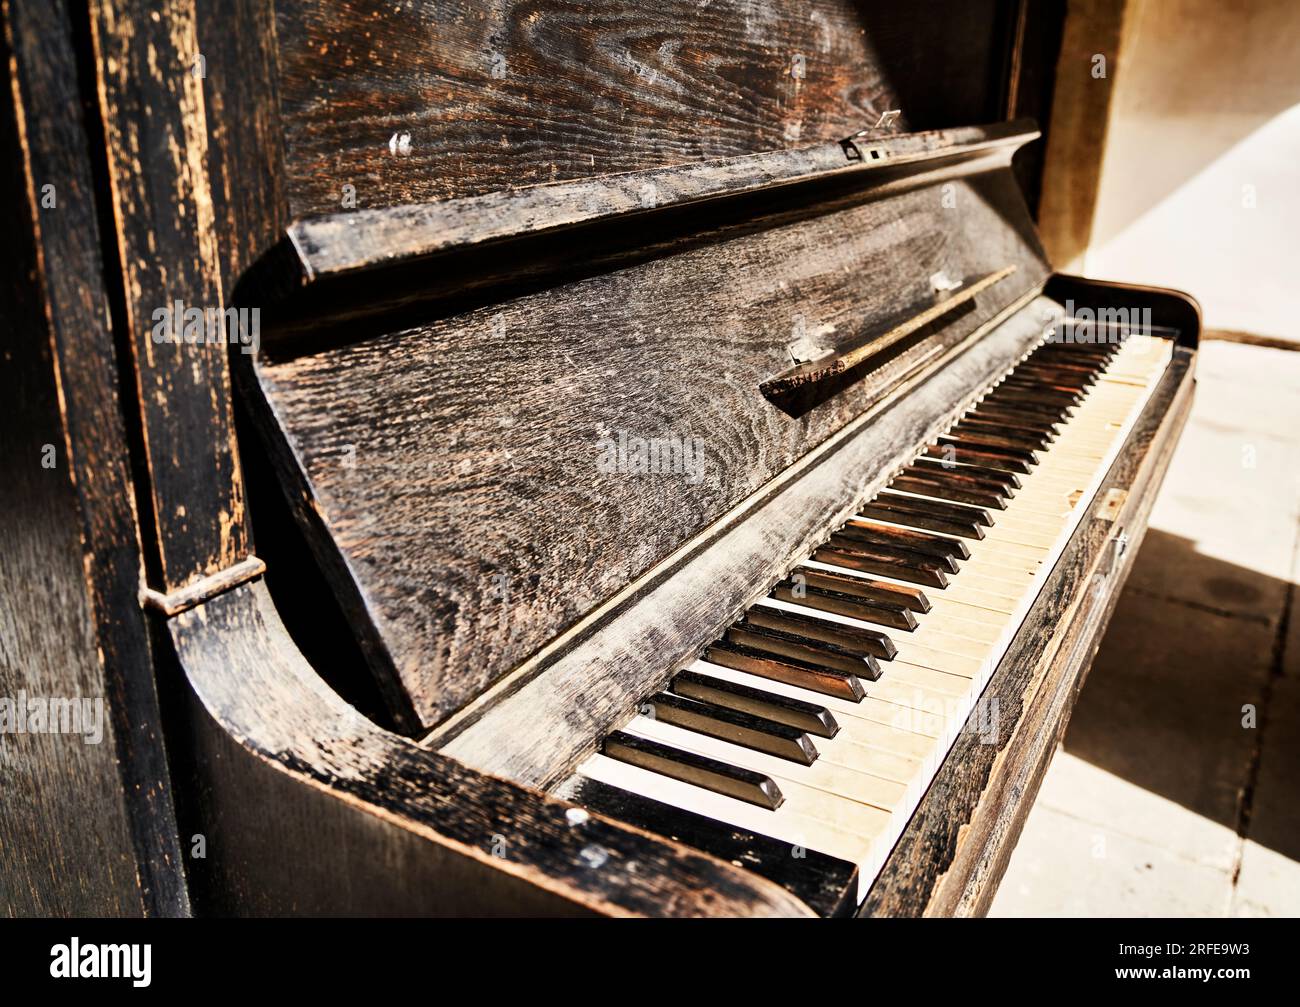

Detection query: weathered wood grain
(197, 0), (292, 298)
(248, 126), (1038, 355)
(438, 295), (1056, 782)
(1003, 0), (1067, 217)
(273, 0), (1022, 216)
(283, 123), (1030, 285)
(1, 0), (187, 916)
(251, 159), (1050, 730)
(1034, 0), (1127, 269)
(88, 0), (250, 593)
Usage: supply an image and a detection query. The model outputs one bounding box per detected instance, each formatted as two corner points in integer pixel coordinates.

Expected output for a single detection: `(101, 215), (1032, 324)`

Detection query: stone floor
(989, 340), (1300, 918)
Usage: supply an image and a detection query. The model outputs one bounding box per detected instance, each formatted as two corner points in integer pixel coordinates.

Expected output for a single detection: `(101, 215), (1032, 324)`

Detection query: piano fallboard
(243, 122), (1052, 734)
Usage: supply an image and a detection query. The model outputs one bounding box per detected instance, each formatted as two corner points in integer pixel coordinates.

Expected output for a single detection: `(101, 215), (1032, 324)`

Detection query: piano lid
(238, 119), (1050, 733)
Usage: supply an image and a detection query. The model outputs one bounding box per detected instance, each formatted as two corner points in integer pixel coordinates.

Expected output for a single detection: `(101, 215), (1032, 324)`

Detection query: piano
(2, 0), (1198, 917)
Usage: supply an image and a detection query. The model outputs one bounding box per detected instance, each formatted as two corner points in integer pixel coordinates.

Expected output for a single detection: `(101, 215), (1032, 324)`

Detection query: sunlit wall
(1075, 0), (1300, 342)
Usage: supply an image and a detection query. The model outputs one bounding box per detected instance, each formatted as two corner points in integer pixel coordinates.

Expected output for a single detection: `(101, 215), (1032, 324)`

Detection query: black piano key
(981, 389), (1074, 418)
(890, 474), (1008, 510)
(1020, 361), (1104, 384)
(963, 406), (1063, 438)
(794, 567), (931, 612)
(741, 605), (897, 660)
(1001, 376), (1086, 401)
(1036, 340), (1116, 359)
(704, 641), (866, 702)
(1038, 330), (1117, 347)
(785, 566), (930, 613)
(1014, 375), (1094, 396)
(814, 543), (949, 588)
(771, 582), (919, 632)
(989, 380), (1081, 406)
(876, 490), (993, 525)
(1005, 365), (1089, 384)
(901, 463), (1018, 497)
(972, 405), (1069, 434)
(922, 442), (1031, 475)
(827, 532), (960, 572)
(998, 377), (1084, 404)
(1034, 342), (1114, 358)
(644, 692), (819, 766)
(1067, 333), (1121, 347)
(604, 731), (785, 809)
(1022, 354), (1102, 371)
(726, 622), (883, 681)
(962, 411), (1061, 437)
(908, 456), (1023, 491)
(859, 492), (990, 540)
(558, 776), (859, 918)
(1014, 363), (1097, 386)
(1024, 358), (1107, 382)
(951, 419), (1051, 450)
(939, 436), (1042, 468)
(937, 434), (1039, 467)
(837, 519), (971, 560)
(671, 669), (840, 739)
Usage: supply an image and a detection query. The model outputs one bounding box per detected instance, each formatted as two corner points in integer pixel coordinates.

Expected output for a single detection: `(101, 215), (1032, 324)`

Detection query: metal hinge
(840, 109), (901, 162)
(139, 554), (267, 616)
(1109, 529), (1130, 575)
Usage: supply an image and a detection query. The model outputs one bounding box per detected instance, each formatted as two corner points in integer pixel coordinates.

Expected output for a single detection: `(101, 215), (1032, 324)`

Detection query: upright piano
(2, 0), (1198, 916)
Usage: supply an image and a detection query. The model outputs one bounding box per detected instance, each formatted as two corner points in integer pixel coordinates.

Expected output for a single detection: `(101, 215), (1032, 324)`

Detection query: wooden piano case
(1, 0), (1197, 916)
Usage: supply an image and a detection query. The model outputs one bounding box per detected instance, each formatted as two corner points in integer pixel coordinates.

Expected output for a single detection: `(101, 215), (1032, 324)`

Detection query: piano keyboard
(567, 331), (1173, 906)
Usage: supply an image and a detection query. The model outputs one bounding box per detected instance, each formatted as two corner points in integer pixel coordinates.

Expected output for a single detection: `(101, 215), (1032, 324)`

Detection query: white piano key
(577, 752), (876, 864)
(625, 715), (909, 813)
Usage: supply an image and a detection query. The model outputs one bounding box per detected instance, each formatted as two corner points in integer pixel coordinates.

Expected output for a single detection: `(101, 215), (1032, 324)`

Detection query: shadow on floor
(1061, 527), (1293, 862)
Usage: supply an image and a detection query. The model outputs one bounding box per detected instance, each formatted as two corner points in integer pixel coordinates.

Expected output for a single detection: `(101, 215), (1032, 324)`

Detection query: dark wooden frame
(5, 0), (1195, 917)
(0, 0), (188, 917)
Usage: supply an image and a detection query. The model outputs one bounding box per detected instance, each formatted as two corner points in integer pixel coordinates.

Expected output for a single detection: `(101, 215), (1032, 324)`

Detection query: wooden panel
(1003, 0), (1067, 217)
(273, 0), (1020, 216)
(241, 123), (1036, 356)
(1, 0), (187, 915)
(250, 160), (1050, 729)
(280, 123), (1029, 291)
(198, 0), (292, 298)
(89, 0), (251, 592)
